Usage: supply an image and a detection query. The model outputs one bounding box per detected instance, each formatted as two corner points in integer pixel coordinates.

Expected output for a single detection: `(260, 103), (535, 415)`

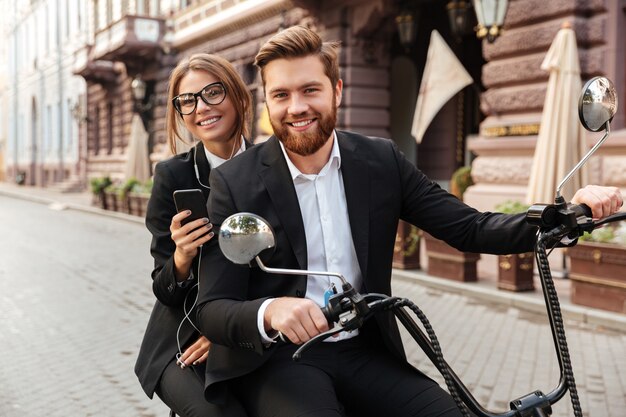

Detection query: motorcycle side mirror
(578, 76), (618, 132)
(552, 76), (619, 202)
(218, 212), (275, 264)
(218, 212), (351, 286)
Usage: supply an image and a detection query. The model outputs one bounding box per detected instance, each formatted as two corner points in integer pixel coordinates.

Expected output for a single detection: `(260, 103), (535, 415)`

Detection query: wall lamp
(472, 0), (509, 43)
(446, 0), (473, 42)
(131, 75), (154, 129)
(395, 8), (418, 52)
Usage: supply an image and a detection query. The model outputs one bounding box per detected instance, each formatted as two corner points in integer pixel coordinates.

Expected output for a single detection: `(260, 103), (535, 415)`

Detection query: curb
(0, 187), (144, 225)
(393, 269), (626, 333)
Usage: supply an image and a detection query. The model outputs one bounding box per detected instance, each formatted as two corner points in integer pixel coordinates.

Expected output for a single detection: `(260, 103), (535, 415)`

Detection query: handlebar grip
(568, 203), (592, 219)
(320, 305), (334, 324)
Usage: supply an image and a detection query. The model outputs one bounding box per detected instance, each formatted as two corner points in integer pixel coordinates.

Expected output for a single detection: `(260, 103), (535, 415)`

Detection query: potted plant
(89, 176), (112, 210)
(423, 166), (480, 282)
(127, 178), (152, 217)
(392, 222), (421, 269)
(120, 177), (141, 215)
(494, 200), (534, 292)
(568, 224), (626, 313)
(103, 181), (124, 212)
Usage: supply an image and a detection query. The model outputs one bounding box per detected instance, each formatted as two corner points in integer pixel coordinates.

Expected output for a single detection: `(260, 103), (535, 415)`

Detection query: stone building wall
(464, 0), (626, 278)
(466, 0), (626, 213)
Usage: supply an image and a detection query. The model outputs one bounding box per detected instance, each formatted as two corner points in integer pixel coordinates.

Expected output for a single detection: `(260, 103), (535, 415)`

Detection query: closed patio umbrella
(526, 22), (588, 205)
(124, 114), (151, 182)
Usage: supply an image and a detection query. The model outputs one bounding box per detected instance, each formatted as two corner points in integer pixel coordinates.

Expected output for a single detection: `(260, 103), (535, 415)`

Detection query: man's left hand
(571, 185), (623, 219)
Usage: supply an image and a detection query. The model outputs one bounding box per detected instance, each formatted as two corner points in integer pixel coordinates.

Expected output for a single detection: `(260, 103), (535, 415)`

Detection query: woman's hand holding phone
(170, 189), (215, 281)
(171, 211), (214, 280)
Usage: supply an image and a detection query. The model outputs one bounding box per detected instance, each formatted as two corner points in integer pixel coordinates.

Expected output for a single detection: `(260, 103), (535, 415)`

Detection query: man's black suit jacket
(197, 131), (536, 401)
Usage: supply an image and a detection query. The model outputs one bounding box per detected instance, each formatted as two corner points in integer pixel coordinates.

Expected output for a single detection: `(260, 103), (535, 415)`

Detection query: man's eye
(304, 88), (318, 94)
(273, 93), (287, 99)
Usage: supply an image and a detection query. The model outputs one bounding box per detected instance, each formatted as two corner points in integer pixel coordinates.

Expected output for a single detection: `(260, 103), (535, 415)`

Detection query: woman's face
(176, 69), (238, 148)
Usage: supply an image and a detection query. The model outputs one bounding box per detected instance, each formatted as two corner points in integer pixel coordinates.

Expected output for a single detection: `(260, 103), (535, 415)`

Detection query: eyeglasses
(172, 82), (227, 115)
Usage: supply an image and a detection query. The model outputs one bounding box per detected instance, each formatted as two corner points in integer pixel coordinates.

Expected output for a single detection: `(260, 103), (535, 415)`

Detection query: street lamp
(131, 75), (153, 129)
(471, 0), (509, 43)
(131, 75), (147, 107)
(395, 8), (417, 52)
(447, 0), (473, 42)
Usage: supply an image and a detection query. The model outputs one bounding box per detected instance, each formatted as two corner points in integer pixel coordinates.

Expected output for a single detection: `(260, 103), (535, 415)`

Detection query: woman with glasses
(135, 53), (251, 417)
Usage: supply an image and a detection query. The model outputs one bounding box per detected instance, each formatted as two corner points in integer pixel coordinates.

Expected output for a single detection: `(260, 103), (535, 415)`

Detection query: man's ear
(335, 79), (343, 107)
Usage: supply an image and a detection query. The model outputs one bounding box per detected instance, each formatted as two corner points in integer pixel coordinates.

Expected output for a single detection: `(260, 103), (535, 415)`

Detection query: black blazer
(135, 140), (251, 398)
(197, 131), (536, 401)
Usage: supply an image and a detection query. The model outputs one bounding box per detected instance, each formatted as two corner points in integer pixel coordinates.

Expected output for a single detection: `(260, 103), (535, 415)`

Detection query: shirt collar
(203, 136), (245, 169)
(279, 130), (341, 181)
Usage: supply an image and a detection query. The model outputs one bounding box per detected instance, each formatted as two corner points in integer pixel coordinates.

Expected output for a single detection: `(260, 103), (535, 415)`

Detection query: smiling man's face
(264, 55), (342, 156)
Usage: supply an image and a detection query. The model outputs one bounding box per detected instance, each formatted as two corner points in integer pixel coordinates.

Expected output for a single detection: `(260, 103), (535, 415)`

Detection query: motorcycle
(217, 76), (621, 417)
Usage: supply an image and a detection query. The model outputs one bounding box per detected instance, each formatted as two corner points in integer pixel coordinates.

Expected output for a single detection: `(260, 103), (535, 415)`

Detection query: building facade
(2, 0), (91, 187)
(3, 0), (625, 213)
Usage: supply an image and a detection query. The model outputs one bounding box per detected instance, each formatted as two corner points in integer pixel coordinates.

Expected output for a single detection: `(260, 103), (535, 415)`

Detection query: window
(64, 0), (70, 38)
(45, 4), (49, 52)
(93, 106), (100, 155)
(107, 102), (114, 154)
(66, 99), (72, 151)
(77, 0), (82, 32)
(106, 0), (112, 25)
(46, 104), (52, 151)
(94, 0), (100, 30)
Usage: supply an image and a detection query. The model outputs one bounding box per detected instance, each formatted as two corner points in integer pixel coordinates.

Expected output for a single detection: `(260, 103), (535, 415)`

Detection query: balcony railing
(91, 15), (166, 63)
(73, 44), (120, 84)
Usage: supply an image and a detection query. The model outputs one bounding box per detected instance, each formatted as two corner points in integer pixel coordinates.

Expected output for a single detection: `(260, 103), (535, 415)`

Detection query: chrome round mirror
(578, 76), (618, 132)
(218, 213), (275, 264)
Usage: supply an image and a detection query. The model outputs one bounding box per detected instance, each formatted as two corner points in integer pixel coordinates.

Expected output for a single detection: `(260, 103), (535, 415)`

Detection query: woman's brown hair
(166, 53), (253, 155)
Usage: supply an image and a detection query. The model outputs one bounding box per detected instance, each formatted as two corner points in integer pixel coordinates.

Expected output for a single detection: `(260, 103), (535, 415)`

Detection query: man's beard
(270, 100), (337, 156)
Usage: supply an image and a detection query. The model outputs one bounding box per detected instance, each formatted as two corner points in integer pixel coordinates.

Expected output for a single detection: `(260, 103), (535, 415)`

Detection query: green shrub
(89, 176), (112, 195)
(130, 178), (153, 195)
(120, 177), (141, 198)
(494, 200), (530, 214)
(579, 225), (617, 244)
(450, 166), (473, 201)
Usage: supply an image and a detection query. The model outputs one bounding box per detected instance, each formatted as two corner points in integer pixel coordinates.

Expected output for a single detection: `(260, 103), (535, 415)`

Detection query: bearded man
(195, 25), (623, 417)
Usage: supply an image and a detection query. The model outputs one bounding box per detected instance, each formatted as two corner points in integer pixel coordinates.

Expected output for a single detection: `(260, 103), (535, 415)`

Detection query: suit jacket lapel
(337, 132), (370, 281)
(259, 137), (308, 270)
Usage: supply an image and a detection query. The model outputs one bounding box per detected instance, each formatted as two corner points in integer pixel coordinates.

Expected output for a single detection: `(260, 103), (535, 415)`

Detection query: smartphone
(173, 189), (209, 226)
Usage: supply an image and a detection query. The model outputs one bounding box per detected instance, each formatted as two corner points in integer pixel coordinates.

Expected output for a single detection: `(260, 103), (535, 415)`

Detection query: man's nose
(288, 95), (309, 115)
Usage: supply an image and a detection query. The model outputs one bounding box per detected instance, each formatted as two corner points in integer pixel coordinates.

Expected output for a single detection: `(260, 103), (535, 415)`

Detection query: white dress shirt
(258, 131), (363, 343)
(203, 136), (246, 170)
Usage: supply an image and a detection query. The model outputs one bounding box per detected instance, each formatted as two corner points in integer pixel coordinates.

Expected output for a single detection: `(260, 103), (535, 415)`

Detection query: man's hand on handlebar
(571, 185), (623, 220)
(264, 297), (330, 344)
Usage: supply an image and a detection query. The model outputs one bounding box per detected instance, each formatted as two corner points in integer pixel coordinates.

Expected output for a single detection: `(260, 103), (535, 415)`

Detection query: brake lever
(292, 321), (352, 361)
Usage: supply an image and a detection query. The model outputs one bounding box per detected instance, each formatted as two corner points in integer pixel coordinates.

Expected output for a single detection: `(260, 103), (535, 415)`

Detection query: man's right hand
(264, 297), (329, 344)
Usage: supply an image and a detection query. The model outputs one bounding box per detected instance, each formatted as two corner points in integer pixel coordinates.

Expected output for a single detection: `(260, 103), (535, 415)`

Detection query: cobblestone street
(393, 277), (626, 417)
(0, 193), (624, 417)
(0, 196), (167, 416)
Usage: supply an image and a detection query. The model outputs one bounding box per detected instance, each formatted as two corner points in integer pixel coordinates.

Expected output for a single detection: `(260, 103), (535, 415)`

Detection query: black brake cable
(536, 230), (583, 417)
(392, 298), (471, 417)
